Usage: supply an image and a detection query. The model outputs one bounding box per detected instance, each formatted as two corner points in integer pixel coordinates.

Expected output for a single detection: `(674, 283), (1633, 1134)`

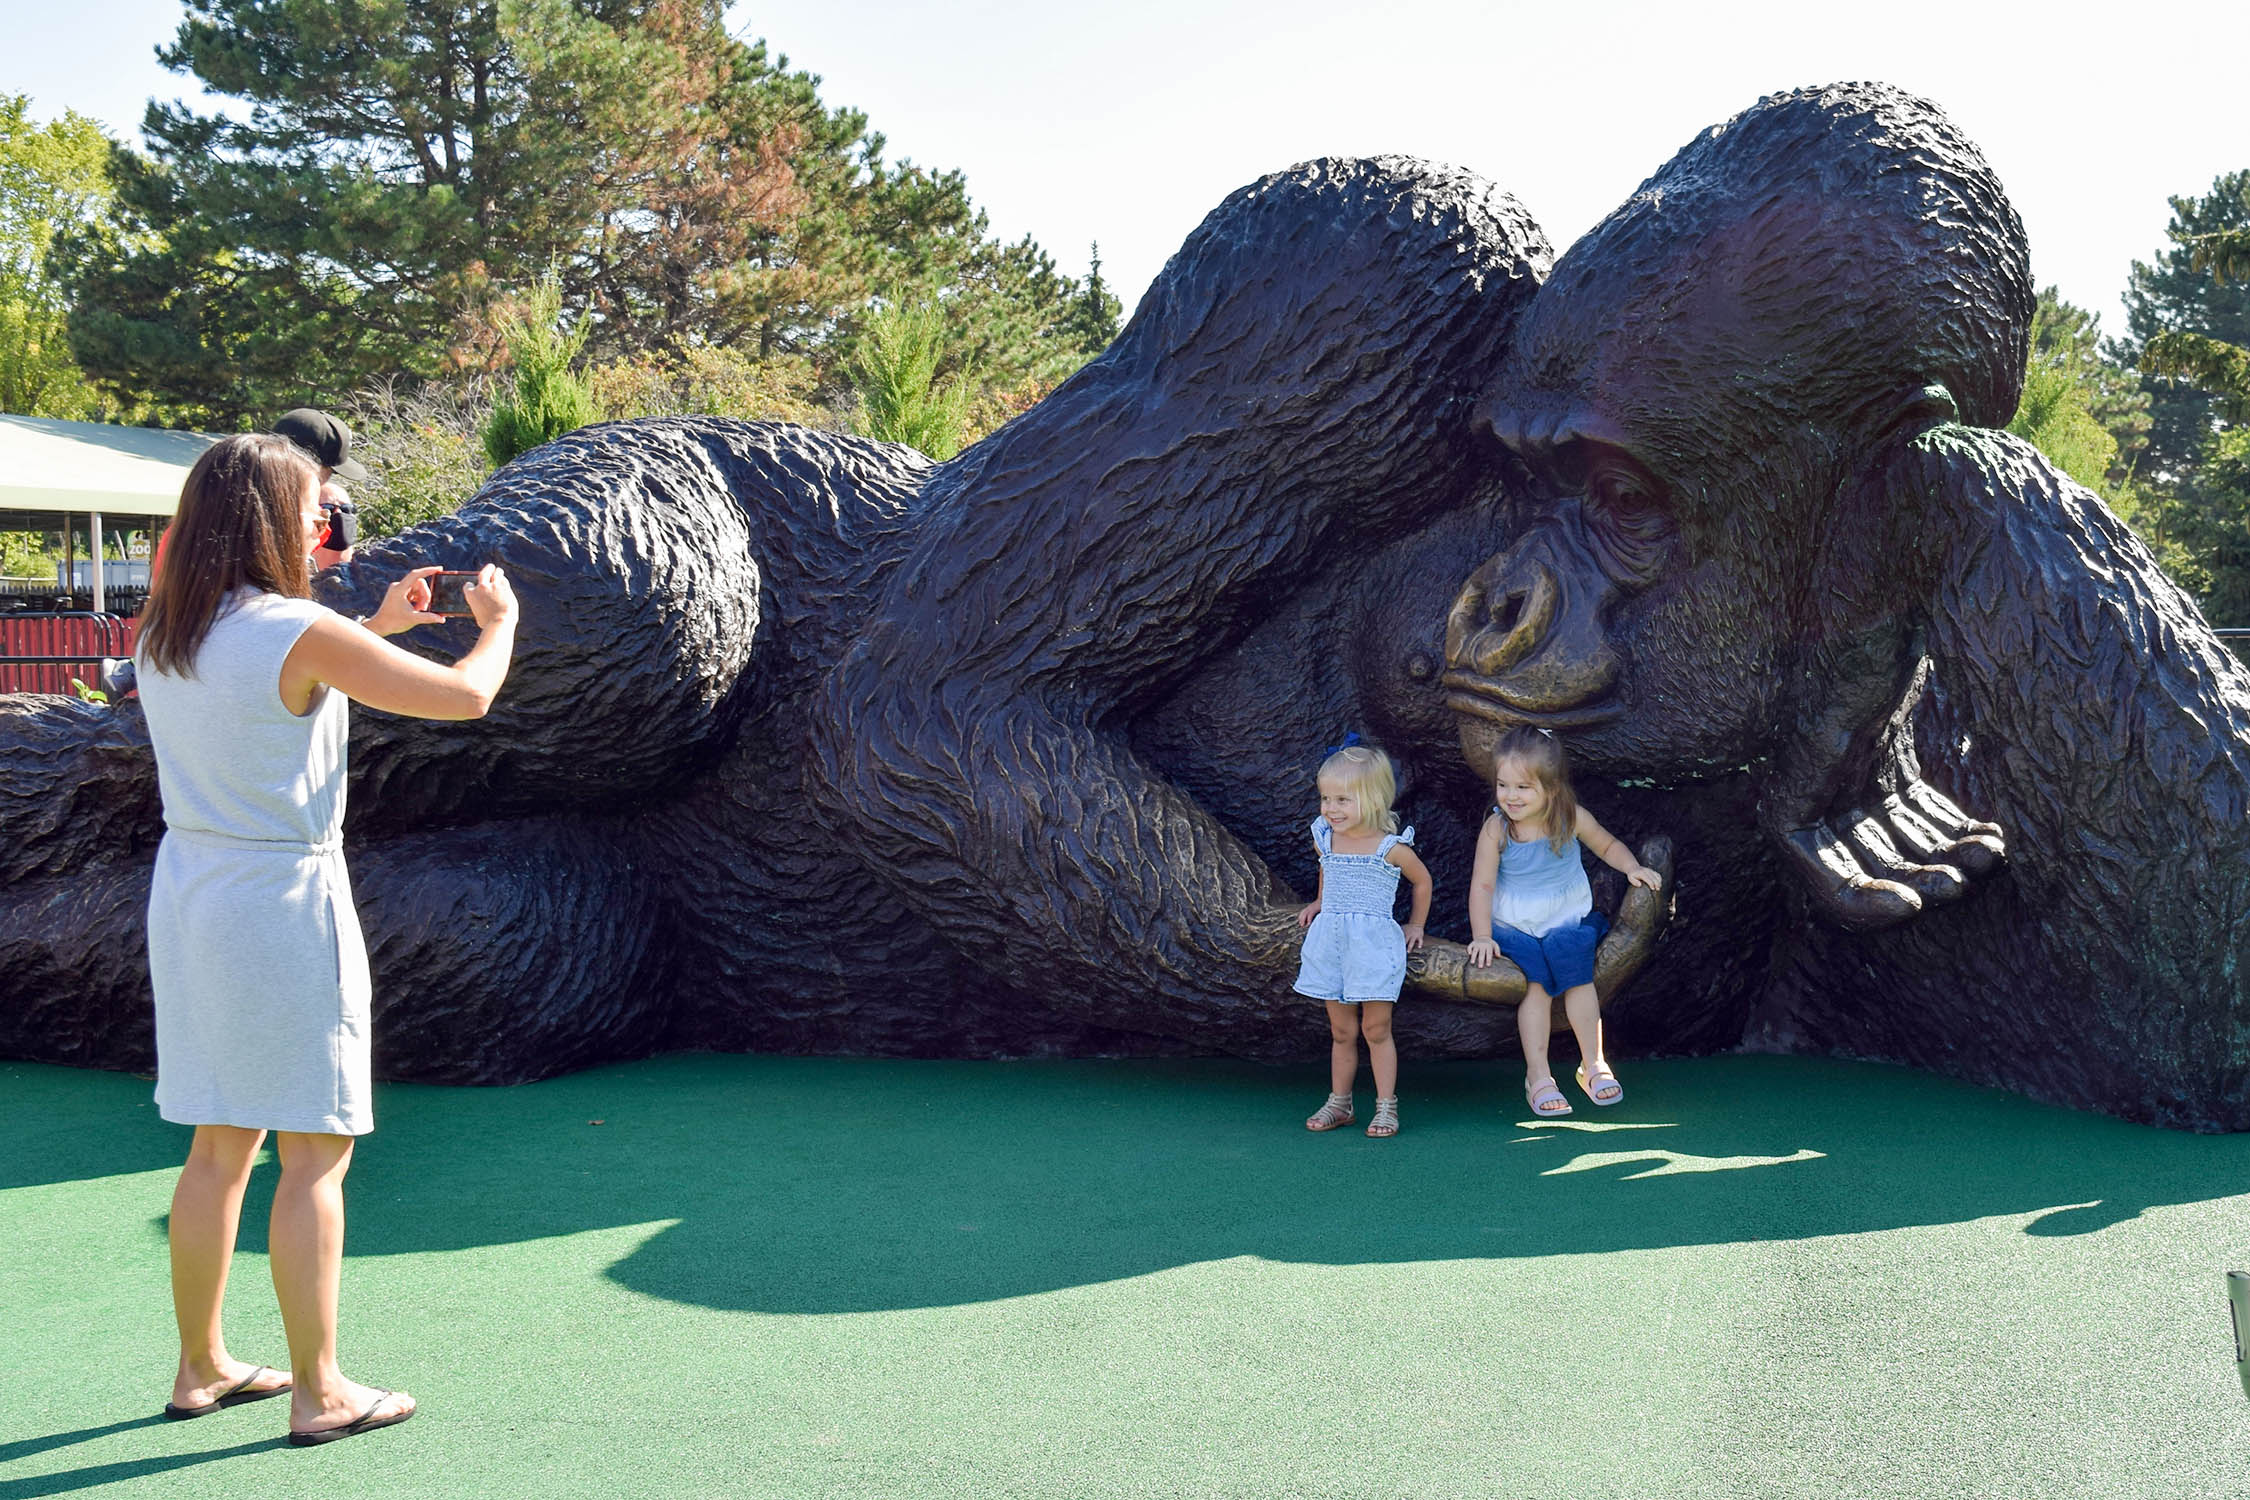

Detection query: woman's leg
(271, 1131), (413, 1434)
(1326, 1001), (1364, 1095)
(1517, 983), (1555, 1084)
(170, 1125), (289, 1408)
(1360, 1002), (1397, 1099)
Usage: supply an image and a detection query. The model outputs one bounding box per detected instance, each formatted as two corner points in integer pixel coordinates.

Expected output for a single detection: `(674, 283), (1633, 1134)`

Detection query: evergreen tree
(2111, 172), (2250, 632)
(1059, 242), (1123, 359)
(482, 267), (601, 466)
(58, 2), (1111, 424)
(848, 297), (970, 460)
(2112, 172), (2250, 482)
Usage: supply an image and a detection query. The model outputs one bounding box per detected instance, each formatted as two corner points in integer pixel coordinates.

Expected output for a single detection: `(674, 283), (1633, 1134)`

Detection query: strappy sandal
(1365, 1096), (1400, 1137)
(1576, 1063), (1624, 1107)
(1526, 1077), (1573, 1118)
(1305, 1094), (1355, 1131)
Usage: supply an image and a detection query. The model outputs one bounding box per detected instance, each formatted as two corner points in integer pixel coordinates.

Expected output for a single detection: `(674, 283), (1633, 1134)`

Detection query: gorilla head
(1446, 82), (2031, 784)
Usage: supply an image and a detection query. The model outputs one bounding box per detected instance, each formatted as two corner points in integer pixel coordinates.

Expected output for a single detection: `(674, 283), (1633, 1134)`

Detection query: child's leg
(1562, 983), (1621, 1103)
(1326, 1001), (1363, 1096)
(1561, 983), (1606, 1071)
(1359, 1002), (1397, 1099)
(1516, 983), (1555, 1083)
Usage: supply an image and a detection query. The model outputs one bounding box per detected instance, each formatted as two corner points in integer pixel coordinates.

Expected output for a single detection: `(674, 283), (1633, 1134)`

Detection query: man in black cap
(269, 408), (368, 569)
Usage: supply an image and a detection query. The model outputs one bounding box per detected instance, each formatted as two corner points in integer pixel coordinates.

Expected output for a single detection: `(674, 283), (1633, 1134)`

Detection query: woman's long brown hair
(137, 434), (317, 676)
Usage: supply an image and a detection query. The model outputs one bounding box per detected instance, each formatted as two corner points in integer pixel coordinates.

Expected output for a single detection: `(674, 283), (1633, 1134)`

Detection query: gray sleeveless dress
(138, 589), (373, 1135)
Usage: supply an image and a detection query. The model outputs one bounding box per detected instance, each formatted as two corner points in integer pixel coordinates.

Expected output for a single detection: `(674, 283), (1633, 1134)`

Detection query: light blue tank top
(1492, 812), (1592, 937)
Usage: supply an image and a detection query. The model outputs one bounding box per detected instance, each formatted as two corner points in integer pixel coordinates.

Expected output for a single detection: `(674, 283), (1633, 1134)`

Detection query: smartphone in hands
(428, 571), (480, 617)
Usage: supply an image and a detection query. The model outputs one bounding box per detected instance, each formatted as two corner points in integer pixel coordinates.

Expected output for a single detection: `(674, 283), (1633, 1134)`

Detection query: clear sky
(4, 0), (2245, 339)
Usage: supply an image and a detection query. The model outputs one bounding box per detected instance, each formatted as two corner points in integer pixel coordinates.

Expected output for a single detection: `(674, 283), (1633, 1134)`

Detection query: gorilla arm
(811, 663), (1315, 1046)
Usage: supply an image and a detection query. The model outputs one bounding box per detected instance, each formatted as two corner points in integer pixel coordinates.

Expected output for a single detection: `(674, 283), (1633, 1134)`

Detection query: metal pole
(90, 511), (105, 615)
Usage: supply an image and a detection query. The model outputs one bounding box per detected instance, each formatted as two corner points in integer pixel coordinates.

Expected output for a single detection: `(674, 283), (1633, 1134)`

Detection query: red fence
(0, 613), (139, 696)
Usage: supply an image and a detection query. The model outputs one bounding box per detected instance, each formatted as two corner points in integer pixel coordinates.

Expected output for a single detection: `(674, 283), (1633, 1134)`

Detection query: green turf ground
(3, 1051), (2247, 1499)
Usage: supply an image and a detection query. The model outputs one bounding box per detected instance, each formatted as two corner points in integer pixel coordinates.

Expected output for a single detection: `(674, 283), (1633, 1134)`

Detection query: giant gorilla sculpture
(3, 157), (1674, 1084)
(4, 84), (2245, 1128)
(1443, 83), (2250, 1129)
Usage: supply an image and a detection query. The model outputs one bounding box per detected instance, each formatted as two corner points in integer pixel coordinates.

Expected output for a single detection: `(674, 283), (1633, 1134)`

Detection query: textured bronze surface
(6, 90), (2247, 1127)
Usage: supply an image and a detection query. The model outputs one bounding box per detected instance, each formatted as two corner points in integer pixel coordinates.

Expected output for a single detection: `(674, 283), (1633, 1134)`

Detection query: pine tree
(482, 268), (601, 467)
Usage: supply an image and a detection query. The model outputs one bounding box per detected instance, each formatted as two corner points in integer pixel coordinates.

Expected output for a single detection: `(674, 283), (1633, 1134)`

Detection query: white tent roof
(0, 413), (222, 518)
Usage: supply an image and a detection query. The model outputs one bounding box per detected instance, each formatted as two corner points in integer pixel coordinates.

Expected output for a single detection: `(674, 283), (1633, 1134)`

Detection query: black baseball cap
(270, 408), (369, 483)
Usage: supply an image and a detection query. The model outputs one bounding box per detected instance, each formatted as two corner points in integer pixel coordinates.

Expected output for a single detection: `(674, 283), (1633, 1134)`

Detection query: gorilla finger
(1882, 790), (2006, 879)
(1900, 782), (2007, 873)
(1407, 940), (1529, 1007)
(1779, 825), (1922, 932)
(1843, 809), (1968, 905)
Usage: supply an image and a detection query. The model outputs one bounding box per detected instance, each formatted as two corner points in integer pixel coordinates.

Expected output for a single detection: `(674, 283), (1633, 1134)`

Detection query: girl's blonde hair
(1491, 726), (1578, 854)
(1317, 744), (1399, 834)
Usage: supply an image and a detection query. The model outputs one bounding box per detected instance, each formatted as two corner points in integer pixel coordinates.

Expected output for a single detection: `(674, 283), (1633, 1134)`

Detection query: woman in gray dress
(136, 433), (518, 1445)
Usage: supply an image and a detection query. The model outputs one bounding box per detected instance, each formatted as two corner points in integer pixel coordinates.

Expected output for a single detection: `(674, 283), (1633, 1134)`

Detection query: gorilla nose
(1442, 545), (1620, 713)
(1447, 561), (1556, 677)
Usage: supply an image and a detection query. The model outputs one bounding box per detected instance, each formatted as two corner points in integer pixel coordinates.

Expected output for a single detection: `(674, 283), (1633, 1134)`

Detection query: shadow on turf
(10, 1053), (2250, 1314)
(0, 1436), (275, 1499)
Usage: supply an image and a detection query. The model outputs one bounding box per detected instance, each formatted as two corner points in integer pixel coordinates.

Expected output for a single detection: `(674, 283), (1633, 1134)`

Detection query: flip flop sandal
(288, 1389), (416, 1447)
(163, 1366), (291, 1420)
(1526, 1077), (1573, 1118)
(1576, 1063), (1624, 1106)
(1365, 1097), (1400, 1137)
(1305, 1095), (1356, 1131)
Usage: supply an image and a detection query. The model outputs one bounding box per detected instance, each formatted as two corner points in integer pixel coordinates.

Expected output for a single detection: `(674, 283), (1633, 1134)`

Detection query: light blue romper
(1292, 819), (1415, 1005)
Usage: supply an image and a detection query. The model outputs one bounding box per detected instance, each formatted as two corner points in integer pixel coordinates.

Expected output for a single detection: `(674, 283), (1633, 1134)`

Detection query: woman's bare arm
(282, 567), (518, 720)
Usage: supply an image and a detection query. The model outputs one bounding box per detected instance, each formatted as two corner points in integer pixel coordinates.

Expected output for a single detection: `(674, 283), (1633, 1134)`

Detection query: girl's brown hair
(1491, 725), (1579, 854)
(138, 434), (318, 676)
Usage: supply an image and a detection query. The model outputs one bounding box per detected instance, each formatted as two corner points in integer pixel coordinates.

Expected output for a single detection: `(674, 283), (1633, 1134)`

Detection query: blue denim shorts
(1491, 911), (1610, 994)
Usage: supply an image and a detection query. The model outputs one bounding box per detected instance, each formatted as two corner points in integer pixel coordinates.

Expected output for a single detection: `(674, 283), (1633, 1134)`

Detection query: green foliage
(2142, 329), (2250, 420)
(2011, 305), (2125, 494)
(2193, 426), (2250, 629)
(55, 2), (1115, 425)
(344, 377), (494, 541)
(2183, 226), (2250, 285)
(0, 96), (116, 418)
(0, 529), (56, 576)
(2109, 172), (2250, 633)
(2009, 288), (2194, 583)
(2114, 171), (2250, 485)
(482, 269), (601, 467)
(585, 343), (832, 425)
(849, 298), (971, 460)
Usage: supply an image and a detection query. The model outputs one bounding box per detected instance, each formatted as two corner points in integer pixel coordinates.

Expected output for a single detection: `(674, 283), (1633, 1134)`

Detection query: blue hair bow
(1324, 730), (1361, 757)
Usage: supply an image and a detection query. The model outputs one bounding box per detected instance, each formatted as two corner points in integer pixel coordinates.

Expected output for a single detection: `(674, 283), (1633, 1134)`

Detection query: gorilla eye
(1583, 464), (1673, 585)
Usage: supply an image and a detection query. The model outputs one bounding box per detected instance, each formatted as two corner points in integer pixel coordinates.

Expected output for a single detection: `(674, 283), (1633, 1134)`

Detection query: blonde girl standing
(1467, 726), (1661, 1118)
(1295, 744), (1432, 1138)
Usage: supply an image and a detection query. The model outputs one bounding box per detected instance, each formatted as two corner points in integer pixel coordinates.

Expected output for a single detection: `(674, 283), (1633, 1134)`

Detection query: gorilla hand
(1763, 620), (2005, 932)
(1408, 835), (1674, 1004)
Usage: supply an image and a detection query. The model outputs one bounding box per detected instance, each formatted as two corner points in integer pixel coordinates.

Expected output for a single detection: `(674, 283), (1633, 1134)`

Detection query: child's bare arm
(1300, 866), (1325, 928)
(1388, 844), (1433, 949)
(1578, 807), (1663, 889)
(1466, 815), (1502, 960)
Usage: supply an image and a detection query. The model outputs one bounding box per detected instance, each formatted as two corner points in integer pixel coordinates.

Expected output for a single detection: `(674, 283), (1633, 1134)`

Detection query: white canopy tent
(0, 414), (220, 612)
